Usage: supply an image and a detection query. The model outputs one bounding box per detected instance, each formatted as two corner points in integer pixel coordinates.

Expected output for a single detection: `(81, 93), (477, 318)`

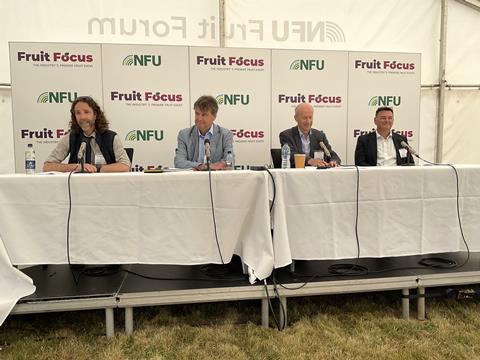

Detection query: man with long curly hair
(43, 96), (130, 173)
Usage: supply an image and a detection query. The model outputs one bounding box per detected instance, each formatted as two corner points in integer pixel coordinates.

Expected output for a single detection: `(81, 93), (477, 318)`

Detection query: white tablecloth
(0, 171), (274, 278)
(0, 239), (35, 326)
(271, 165), (480, 267)
(3, 165), (480, 324)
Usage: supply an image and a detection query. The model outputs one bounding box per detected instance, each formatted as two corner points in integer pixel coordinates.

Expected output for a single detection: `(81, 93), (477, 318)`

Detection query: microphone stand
(76, 156), (88, 173)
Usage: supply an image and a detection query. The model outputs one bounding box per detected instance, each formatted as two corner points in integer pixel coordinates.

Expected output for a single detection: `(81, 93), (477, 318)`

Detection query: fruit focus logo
(110, 91), (183, 104)
(353, 128), (414, 138)
(278, 93), (342, 104)
(230, 129), (265, 143)
(354, 59), (415, 71)
(196, 55), (265, 71)
(21, 128), (67, 139)
(17, 51), (93, 63)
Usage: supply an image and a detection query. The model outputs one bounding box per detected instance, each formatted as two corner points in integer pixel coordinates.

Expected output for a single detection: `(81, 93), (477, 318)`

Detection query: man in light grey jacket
(174, 95), (234, 170)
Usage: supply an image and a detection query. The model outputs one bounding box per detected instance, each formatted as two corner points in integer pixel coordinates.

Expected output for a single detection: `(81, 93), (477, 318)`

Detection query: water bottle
(226, 151), (234, 170)
(25, 143), (36, 175)
(281, 143), (291, 169)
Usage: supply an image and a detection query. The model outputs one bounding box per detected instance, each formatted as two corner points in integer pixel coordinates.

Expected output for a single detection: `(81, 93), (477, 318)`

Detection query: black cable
(263, 279), (282, 331)
(412, 158), (471, 269)
(271, 273), (287, 330)
(207, 166), (224, 264)
(447, 164), (470, 268)
(66, 169), (80, 285)
(286, 161), (471, 278)
(327, 165), (364, 276)
(122, 267), (246, 282)
(265, 168), (276, 213)
(269, 165), (365, 292)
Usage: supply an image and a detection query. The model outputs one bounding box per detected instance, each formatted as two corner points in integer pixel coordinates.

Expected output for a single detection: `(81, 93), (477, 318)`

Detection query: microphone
(319, 141), (331, 162)
(77, 141), (87, 161)
(77, 141), (87, 173)
(400, 141), (418, 157)
(204, 138), (211, 163)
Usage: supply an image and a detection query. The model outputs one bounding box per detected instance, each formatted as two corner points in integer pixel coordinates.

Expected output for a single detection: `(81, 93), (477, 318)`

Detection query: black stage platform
(11, 252), (480, 336)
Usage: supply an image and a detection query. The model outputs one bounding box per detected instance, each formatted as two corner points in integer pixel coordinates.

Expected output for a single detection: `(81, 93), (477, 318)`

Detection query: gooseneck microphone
(319, 141), (331, 162)
(77, 141), (87, 173)
(204, 138), (211, 168)
(400, 140), (418, 157)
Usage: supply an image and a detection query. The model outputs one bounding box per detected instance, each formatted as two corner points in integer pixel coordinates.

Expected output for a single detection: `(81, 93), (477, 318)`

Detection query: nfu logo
(125, 130), (164, 141)
(122, 55), (161, 66)
(368, 96), (401, 107)
(37, 92), (78, 103)
(216, 94), (250, 105)
(290, 59), (325, 71)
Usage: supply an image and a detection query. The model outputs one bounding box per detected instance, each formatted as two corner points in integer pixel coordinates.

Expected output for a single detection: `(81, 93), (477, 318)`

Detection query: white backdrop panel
(102, 44), (190, 169)
(446, 0), (480, 85)
(419, 88), (438, 162)
(271, 50), (348, 163)
(0, 89), (15, 174)
(444, 90), (480, 164)
(189, 47), (271, 166)
(346, 52), (421, 165)
(225, 0), (439, 84)
(10, 43), (103, 173)
(0, 0), (219, 83)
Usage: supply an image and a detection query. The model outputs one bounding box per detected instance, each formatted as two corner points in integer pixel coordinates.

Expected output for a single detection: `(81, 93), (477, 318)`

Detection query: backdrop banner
(10, 42), (421, 170)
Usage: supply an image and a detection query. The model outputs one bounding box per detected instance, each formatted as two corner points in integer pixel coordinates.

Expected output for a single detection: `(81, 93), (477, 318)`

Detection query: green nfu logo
(290, 59), (325, 71)
(37, 92), (78, 103)
(368, 96), (401, 107)
(215, 94), (250, 105)
(125, 130), (164, 141)
(122, 55), (161, 66)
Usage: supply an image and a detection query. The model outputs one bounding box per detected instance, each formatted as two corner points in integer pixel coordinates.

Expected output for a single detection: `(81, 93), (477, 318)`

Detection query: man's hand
(307, 158), (338, 168)
(76, 163), (97, 173)
(195, 161), (227, 171)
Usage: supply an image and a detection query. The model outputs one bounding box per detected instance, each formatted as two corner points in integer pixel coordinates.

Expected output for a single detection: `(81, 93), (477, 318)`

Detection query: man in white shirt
(354, 106), (415, 166)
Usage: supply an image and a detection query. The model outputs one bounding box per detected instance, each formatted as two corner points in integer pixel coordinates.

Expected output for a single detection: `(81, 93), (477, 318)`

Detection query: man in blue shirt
(279, 103), (341, 167)
(174, 95), (234, 170)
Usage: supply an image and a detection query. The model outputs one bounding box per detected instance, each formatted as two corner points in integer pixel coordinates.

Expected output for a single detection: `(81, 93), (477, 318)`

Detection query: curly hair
(69, 96), (109, 133)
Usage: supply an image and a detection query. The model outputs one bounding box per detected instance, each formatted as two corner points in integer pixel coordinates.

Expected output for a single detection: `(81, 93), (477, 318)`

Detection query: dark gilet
(67, 130), (116, 164)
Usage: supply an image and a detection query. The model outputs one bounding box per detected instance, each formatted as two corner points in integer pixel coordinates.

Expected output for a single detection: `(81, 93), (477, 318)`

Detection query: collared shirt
(45, 131), (131, 167)
(298, 127), (311, 155)
(376, 131), (397, 166)
(197, 125), (214, 163)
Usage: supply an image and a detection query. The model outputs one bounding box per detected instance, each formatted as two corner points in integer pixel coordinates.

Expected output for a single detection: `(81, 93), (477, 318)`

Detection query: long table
(0, 170), (274, 325)
(2, 165), (480, 326)
(271, 165), (480, 267)
(0, 171), (273, 277)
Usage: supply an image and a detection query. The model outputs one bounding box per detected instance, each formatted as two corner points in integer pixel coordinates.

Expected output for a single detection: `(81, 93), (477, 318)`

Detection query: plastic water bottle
(25, 143), (36, 175)
(281, 143), (291, 169)
(226, 151), (234, 170)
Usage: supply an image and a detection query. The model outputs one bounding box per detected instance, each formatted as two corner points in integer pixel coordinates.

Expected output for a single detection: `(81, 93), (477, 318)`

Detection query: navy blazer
(354, 131), (415, 166)
(279, 126), (341, 166)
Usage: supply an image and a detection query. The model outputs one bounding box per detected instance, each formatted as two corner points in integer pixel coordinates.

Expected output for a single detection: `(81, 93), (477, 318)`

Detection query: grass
(1, 292), (480, 359)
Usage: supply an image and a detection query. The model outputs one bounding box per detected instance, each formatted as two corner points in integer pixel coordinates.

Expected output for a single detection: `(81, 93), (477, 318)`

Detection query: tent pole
(435, 0), (448, 163)
(219, 0), (226, 47)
